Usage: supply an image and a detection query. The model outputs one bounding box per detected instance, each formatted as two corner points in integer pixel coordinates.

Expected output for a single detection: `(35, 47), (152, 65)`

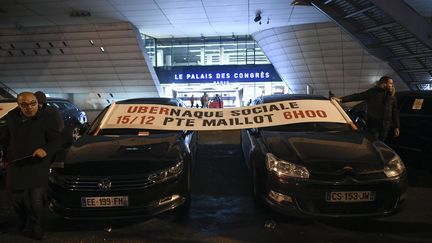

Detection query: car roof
(261, 94), (328, 103)
(0, 97), (72, 103)
(0, 98), (17, 103)
(396, 91), (432, 98)
(116, 97), (184, 106)
(46, 97), (74, 102)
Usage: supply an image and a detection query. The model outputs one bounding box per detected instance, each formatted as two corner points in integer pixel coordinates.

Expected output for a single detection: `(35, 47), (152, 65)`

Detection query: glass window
(171, 38), (189, 66)
(221, 37), (238, 65)
(188, 42), (201, 66)
(144, 35), (156, 66)
(203, 37), (221, 65)
(236, 40), (247, 65)
(246, 38), (255, 65)
(144, 35), (270, 67)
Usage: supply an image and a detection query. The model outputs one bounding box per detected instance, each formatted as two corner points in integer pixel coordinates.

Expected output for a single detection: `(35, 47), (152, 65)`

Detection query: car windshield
(261, 121), (351, 132)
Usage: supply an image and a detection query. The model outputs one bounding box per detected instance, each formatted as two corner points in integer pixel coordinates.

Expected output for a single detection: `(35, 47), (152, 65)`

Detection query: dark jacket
(383, 95), (400, 129)
(341, 86), (391, 131)
(4, 108), (62, 190)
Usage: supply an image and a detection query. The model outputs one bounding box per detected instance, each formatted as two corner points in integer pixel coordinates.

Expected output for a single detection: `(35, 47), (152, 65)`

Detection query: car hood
(261, 130), (396, 172)
(59, 134), (184, 176)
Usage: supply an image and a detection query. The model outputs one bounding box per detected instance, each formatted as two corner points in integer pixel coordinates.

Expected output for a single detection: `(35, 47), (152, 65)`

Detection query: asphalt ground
(0, 130), (431, 243)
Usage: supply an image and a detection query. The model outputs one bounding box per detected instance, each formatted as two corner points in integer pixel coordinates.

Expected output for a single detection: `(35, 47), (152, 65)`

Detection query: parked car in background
(348, 91), (432, 168)
(46, 98), (88, 142)
(241, 94), (407, 218)
(0, 99), (16, 177)
(48, 98), (197, 220)
(0, 97), (87, 173)
(385, 91), (432, 163)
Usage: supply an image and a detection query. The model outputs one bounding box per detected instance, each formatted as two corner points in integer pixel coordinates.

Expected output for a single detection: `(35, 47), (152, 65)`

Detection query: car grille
(310, 171), (387, 182)
(60, 175), (155, 191)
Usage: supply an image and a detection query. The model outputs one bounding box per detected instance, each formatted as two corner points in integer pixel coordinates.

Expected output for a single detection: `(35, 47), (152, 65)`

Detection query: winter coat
(341, 86), (393, 132)
(383, 95), (400, 132)
(4, 108), (62, 190)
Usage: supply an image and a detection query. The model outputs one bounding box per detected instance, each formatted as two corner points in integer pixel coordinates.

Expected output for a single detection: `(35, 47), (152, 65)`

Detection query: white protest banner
(99, 99), (352, 131)
(0, 102), (17, 118)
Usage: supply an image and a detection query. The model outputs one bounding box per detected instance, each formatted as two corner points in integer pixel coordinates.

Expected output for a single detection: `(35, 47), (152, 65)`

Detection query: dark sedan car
(46, 98), (88, 142)
(241, 94), (407, 218)
(0, 97), (87, 141)
(348, 91), (432, 167)
(387, 91), (432, 167)
(48, 97), (197, 220)
(0, 97), (87, 172)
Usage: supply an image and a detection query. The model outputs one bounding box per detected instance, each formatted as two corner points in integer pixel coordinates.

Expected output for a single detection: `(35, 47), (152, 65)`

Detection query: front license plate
(81, 196), (129, 207)
(326, 191), (375, 202)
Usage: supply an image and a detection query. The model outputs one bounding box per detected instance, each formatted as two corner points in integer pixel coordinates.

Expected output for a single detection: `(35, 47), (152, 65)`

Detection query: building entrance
(172, 87), (243, 108)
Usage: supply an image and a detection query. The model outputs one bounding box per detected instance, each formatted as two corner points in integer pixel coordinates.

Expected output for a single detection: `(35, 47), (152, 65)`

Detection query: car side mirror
(247, 128), (260, 137)
(354, 117), (366, 129)
(181, 130), (192, 139)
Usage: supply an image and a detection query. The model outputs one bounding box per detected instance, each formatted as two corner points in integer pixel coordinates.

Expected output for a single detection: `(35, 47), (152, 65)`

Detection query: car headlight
(149, 161), (183, 183)
(79, 112), (87, 124)
(384, 155), (406, 178)
(265, 153), (309, 179)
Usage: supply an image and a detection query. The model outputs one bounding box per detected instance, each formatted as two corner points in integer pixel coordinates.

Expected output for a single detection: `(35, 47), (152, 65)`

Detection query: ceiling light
(70, 11), (91, 17)
(291, 0), (312, 6)
(254, 10), (262, 23)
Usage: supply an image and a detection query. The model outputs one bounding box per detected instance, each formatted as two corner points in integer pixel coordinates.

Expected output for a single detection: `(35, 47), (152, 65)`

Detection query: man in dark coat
(382, 78), (400, 140)
(338, 76), (395, 140)
(3, 92), (62, 240)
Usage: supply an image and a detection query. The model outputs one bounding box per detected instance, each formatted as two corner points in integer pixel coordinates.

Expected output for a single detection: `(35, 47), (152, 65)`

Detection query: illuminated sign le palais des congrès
(155, 64), (282, 84)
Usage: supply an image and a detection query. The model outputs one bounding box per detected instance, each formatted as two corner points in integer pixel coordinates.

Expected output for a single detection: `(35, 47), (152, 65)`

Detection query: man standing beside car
(383, 79), (400, 140)
(35, 91), (64, 133)
(336, 76), (397, 141)
(1, 92), (62, 240)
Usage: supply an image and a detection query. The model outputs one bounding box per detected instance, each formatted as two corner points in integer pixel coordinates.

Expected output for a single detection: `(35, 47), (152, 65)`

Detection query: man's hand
(394, 128), (400, 137)
(32, 148), (47, 158)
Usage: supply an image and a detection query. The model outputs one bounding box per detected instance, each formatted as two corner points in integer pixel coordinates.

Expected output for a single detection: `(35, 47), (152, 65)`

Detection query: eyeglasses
(19, 101), (38, 108)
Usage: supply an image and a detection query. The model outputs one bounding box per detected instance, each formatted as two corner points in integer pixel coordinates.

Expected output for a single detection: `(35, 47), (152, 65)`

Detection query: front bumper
(48, 174), (188, 220)
(261, 174), (407, 218)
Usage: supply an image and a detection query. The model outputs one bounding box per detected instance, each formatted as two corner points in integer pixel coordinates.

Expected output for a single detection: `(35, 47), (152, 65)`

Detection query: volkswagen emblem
(98, 178), (112, 190)
(342, 166), (354, 173)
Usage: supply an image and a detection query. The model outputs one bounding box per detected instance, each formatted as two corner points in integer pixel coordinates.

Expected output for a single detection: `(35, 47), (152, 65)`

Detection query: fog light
(158, 194), (180, 205)
(268, 190), (293, 203)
